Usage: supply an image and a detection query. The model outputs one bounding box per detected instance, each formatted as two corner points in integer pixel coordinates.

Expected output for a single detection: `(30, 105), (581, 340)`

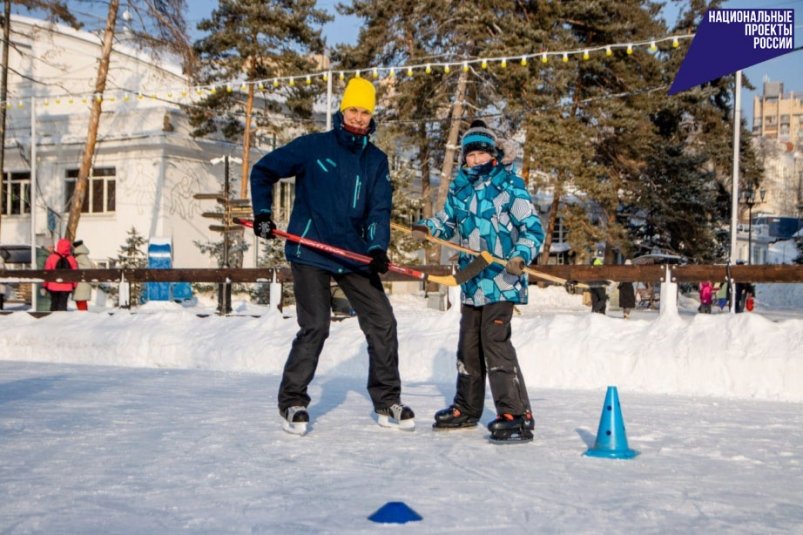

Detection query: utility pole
(729, 70), (742, 314)
(0, 0), (12, 236)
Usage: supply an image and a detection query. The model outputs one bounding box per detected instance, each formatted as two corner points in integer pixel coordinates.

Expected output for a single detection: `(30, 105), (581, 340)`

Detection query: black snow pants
(452, 302), (530, 419)
(278, 263), (401, 412)
(590, 287), (607, 314)
(49, 291), (70, 311)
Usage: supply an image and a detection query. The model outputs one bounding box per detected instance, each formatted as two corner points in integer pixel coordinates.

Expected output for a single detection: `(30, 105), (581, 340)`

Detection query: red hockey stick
(235, 218), (491, 287)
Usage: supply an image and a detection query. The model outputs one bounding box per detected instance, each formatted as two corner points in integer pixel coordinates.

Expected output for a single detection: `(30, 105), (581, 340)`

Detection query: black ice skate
(375, 404), (415, 431)
(432, 405), (479, 429)
(487, 413), (534, 443)
(524, 409), (535, 431)
(281, 406), (309, 435)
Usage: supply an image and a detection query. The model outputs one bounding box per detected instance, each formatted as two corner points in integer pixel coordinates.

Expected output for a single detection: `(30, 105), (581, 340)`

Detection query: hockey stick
(390, 221), (589, 289)
(235, 218), (493, 287)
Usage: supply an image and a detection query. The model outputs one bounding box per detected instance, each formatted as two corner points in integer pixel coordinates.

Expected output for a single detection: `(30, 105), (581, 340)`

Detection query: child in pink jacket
(698, 281), (714, 314)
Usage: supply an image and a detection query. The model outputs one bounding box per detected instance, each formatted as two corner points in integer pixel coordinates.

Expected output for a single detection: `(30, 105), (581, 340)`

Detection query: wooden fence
(2, 264), (800, 315)
(1, 264), (802, 285)
(0, 264), (803, 283)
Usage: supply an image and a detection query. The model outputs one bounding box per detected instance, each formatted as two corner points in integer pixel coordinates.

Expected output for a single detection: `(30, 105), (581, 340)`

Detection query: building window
(65, 167), (116, 214)
(2, 171), (31, 216)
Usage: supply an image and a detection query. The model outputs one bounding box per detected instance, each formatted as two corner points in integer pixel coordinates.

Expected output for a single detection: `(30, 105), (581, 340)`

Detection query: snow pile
(2, 286), (801, 402)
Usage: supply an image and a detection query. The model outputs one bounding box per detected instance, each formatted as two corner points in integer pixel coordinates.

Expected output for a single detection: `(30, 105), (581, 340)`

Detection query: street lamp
(741, 186), (766, 264)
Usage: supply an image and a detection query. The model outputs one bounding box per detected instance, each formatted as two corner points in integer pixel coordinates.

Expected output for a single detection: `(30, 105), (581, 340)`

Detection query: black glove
(369, 249), (390, 275)
(411, 224), (429, 241)
(253, 212), (276, 240)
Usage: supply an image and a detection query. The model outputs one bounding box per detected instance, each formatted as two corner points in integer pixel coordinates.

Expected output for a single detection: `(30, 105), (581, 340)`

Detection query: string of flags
(4, 34), (693, 110)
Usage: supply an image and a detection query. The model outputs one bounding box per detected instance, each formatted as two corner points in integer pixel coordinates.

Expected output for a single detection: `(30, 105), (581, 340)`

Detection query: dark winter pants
(590, 287), (607, 314)
(278, 263), (401, 413)
(49, 291), (70, 311)
(452, 302), (530, 418)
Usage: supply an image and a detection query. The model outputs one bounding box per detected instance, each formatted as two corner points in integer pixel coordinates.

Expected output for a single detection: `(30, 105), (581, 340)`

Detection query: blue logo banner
(669, 9), (796, 95)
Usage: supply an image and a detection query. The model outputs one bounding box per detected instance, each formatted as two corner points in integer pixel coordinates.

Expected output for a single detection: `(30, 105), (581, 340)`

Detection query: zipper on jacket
(352, 175), (362, 208)
(296, 219), (312, 257)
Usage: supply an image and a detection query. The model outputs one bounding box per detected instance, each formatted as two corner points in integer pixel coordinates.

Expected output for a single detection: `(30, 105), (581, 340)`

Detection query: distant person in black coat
(589, 257), (607, 314)
(734, 281), (755, 313)
(617, 260), (636, 319)
(0, 248), (9, 310)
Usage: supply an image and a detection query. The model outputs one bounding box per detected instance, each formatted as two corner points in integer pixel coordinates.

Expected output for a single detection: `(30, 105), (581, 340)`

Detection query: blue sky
(185, 0), (360, 46)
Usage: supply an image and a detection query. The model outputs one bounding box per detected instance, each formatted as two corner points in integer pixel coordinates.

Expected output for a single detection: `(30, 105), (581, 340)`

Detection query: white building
(751, 80), (803, 219)
(0, 15), (265, 268)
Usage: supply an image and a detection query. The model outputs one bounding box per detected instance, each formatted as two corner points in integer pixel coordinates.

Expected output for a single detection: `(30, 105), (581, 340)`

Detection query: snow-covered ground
(1, 284), (802, 532)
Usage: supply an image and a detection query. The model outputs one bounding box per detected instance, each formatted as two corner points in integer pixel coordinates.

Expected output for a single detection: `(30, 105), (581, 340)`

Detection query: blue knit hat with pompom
(461, 120), (498, 162)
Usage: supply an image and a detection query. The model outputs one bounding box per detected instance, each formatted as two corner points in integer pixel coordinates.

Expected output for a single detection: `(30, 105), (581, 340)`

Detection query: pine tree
(190, 0), (331, 197)
(193, 230), (250, 302)
(336, 0), (761, 267)
(632, 0), (762, 261)
(336, 1), (543, 263)
(193, 233), (249, 269)
(479, 1), (681, 264)
(496, 0), (762, 265)
(371, 129), (422, 263)
(116, 227), (147, 269)
(114, 226), (148, 305)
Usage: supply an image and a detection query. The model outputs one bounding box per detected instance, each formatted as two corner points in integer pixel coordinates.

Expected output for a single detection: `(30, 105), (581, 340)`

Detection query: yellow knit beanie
(340, 77), (376, 114)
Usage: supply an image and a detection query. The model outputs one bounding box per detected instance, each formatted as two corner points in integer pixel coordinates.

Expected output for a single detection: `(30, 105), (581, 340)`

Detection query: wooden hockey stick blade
(424, 274), (458, 286)
(390, 222), (588, 289)
(452, 250), (494, 284)
(424, 251), (493, 286)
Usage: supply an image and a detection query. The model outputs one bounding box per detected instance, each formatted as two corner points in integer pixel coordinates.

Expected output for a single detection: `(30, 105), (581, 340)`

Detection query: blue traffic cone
(584, 386), (639, 459)
(368, 501), (423, 524)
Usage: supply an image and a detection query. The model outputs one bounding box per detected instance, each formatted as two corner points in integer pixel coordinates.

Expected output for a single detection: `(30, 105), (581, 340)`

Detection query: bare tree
(64, 0), (192, 240)
(64, 0), (120, 241)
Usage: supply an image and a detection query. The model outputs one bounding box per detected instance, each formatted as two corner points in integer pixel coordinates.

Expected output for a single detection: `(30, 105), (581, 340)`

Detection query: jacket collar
(453, 163), (509, 193)
(332, 111), (376, 153)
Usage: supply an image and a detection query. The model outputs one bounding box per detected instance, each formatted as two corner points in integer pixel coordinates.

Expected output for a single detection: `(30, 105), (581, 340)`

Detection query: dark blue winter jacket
(250, 112), (392, 273)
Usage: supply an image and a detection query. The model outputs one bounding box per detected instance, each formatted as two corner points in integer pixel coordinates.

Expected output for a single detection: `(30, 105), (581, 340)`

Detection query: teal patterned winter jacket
(420, 163), (544, 306)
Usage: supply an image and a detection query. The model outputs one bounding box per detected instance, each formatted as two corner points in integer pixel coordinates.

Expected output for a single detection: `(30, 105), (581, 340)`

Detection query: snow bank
(2, 286), (801, 402)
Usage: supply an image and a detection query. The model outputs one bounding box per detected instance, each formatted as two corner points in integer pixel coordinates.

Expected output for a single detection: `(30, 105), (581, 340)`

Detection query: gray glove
(505, 256), (525, 276)
(411, 224), (429, 241)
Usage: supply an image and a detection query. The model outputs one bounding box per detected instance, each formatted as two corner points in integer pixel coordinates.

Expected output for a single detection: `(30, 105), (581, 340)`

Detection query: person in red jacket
(43, 238), (78, 311)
